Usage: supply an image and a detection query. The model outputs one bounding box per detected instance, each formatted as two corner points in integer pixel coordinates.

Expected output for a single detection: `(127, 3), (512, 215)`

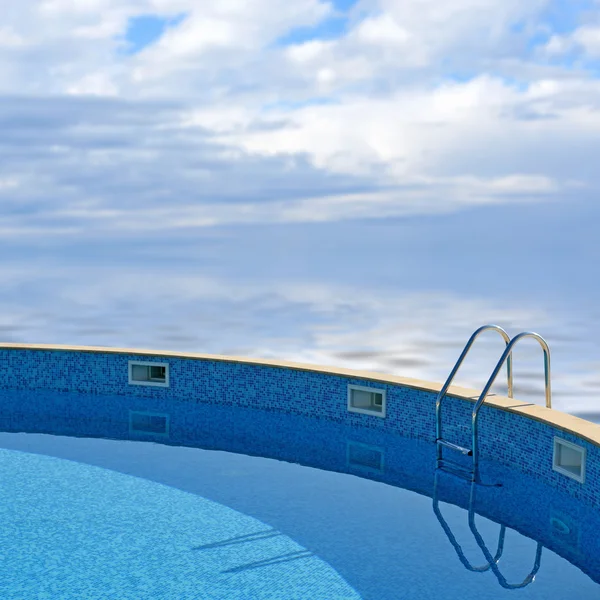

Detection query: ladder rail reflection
(433, 472), (543, 589)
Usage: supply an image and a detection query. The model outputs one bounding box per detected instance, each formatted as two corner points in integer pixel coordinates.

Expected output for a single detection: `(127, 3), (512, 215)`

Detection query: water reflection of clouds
(0, 259), (598, 415)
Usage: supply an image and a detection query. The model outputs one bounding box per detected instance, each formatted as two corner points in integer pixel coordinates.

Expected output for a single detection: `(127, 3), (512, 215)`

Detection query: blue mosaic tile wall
(0, 348), (598, 508)
(0, 387), (599, 585)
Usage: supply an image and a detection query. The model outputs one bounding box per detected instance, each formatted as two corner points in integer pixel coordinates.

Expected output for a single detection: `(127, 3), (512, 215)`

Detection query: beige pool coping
(2, 343), (599, 448)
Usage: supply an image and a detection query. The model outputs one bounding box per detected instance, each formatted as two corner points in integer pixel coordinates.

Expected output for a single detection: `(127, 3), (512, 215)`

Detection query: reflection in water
(433, 473), (543, 590)
(346, 440), (385, 474)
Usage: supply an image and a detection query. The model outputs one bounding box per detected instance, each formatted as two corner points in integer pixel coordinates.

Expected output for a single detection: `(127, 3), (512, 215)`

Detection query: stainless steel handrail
(472, 331), (551, 482)
(436, 325), (513, 463)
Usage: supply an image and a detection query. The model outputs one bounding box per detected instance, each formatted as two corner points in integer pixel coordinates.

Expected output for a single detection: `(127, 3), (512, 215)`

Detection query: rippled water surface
(3, 198), (600, 418)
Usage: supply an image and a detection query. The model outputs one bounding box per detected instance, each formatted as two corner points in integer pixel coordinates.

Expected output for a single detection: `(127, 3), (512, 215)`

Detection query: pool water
(0, 390), (598, 599)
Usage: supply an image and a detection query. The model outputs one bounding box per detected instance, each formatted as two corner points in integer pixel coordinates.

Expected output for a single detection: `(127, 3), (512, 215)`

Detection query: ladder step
(436, 439), (473, 455)
(437, 458), (474, 481)
(438, 458), (472, 473)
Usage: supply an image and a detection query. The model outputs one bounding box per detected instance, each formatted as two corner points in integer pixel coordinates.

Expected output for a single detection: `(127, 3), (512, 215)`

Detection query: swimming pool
(0, 343), (599, 598)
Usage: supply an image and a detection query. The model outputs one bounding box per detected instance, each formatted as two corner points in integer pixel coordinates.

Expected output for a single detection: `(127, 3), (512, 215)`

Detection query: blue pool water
(0, 390), (599, 599)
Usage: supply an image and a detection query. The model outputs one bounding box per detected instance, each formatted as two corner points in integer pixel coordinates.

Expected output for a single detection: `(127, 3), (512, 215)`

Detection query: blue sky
(273, 0), (361, 46)
(123, 14), (188, 55)
(0, 0), (599, 415)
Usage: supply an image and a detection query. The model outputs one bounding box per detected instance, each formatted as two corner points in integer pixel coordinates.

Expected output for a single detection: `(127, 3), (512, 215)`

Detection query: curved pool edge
(1, 342), (598, 448)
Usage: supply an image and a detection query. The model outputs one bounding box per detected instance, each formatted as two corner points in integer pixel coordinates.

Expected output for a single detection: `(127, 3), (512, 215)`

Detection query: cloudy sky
(1, 0), (599, 416)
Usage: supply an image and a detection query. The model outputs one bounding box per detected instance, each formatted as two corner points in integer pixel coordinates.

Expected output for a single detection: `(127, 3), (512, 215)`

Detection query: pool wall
(0, 344), (599, 508)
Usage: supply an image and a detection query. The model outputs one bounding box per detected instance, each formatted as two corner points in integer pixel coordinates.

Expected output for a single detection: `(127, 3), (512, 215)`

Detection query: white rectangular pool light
(128, 361), (170, 387)
(553, 437), (586, 483)
(348, 384), (386, 418)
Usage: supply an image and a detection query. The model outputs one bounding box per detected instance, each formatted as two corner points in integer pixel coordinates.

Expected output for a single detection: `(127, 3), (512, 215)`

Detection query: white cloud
(286, 40), (335, 64)
(0, 28), (28, 48)
(573, 25), (600, 57)
(215, 74), (600, 191)
(67, 73), (120, 96)
(543, 34), (573, 56)
(353, 13), (411, 47)
(542, 23), (600, 59)
(2, 72), (600, 239)
(0, 0), (562, 98)
(0, 0), (599, 230)
(130, 0), (332, 83)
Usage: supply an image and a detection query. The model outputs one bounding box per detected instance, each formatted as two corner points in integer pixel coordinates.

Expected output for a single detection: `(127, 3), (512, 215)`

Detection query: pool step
(436, 438), (473, 456)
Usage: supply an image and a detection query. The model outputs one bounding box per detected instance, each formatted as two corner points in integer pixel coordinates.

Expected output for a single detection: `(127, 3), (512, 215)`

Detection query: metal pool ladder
(435, 325), (552, 484)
